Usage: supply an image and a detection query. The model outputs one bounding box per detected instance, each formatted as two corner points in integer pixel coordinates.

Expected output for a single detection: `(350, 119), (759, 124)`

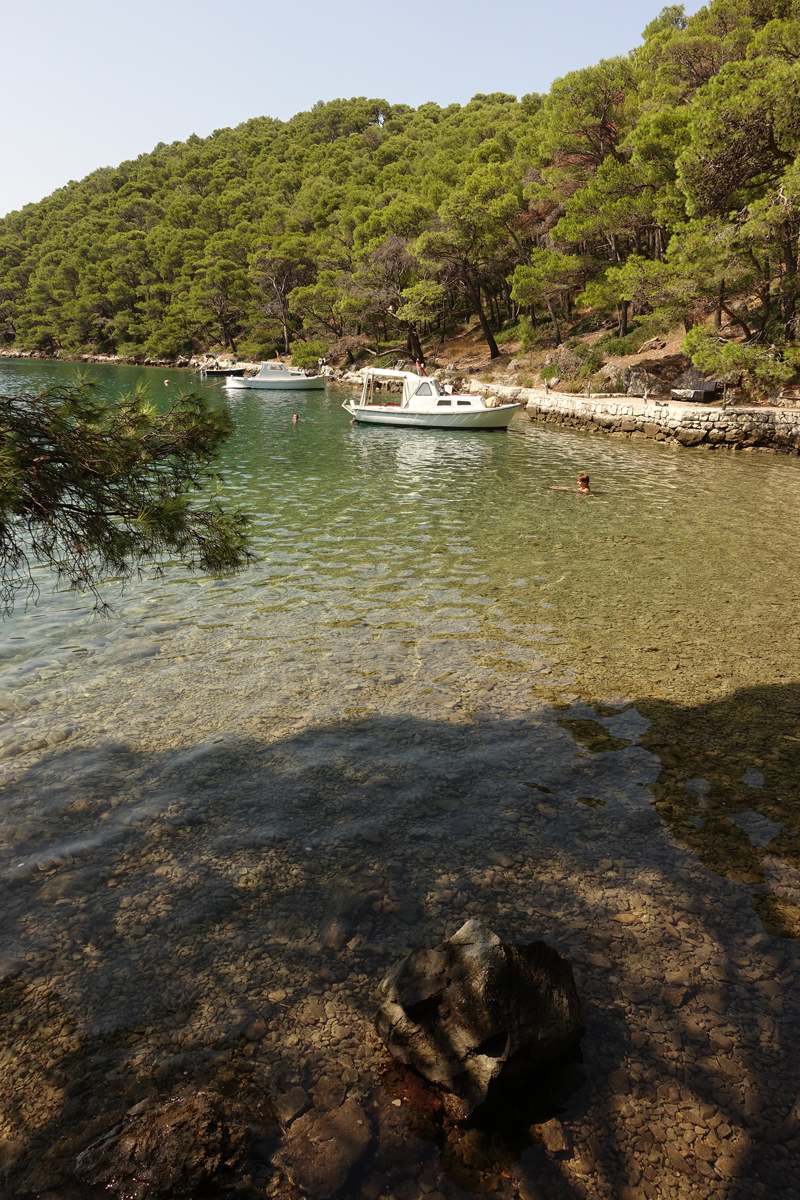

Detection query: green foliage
(6, 3), (800, 384)
(594, 319), (669, 356)
(573, 342), (606, 374)
(516, 315), (549, 352)
(0, 95), (535, 362)
(0, 380), (253, 612)
(683, 326), (800, 392)
(291, 339), (328, 367)
(494, 321), (521, 344)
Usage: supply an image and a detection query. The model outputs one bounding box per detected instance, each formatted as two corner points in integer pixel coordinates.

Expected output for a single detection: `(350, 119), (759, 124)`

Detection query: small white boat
(224, 361), (326, 390)
(342, 368), (520, 429)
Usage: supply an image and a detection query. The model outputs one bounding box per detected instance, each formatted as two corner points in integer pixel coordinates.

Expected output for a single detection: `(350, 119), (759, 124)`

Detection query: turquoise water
(2, 360), (800, 1195)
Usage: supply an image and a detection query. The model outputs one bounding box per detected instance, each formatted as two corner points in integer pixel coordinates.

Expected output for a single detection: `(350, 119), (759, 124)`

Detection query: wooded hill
(3, 0), (800, 394)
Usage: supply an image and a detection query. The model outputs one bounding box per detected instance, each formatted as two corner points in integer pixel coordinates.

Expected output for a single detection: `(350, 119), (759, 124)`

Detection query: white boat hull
(225, 374), (326, 390)
(343, 402), (519, 429)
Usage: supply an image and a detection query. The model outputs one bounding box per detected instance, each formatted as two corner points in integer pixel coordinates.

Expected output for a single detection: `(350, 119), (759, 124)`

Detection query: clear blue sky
(3, 0), (668, 218)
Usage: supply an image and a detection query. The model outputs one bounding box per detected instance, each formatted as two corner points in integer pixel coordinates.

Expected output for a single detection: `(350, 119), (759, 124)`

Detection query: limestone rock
(533, 1117), (570, 1153)
(673, 365), (707, 390)
(74, 1091), (249, 1198)
(273, 1098), (370, 1198)
(313, 1075), (346, 1111)
(627, 369), (668, 396)
(598, 363), (630, 389)
(273, 1086), (310, 1125)
(375, 919), (585, 1118)
(676, 427), (707, 446)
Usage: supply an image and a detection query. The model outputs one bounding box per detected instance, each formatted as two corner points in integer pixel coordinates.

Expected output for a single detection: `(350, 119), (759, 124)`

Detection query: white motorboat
(342, 368), (520, 429)
(224, 361), (326, 390)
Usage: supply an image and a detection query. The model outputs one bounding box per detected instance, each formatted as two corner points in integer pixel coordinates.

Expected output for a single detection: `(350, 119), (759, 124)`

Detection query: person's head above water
(577, 472), (591, 493)
(292, 413), (299, 424)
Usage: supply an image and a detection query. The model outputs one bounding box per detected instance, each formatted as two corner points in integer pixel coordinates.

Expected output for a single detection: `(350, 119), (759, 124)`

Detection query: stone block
(676, 428), (707, 446)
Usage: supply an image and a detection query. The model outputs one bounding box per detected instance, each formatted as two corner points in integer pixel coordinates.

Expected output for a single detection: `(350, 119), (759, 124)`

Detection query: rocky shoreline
(0, 348), (262, 371)
(5, 351), (799, 455)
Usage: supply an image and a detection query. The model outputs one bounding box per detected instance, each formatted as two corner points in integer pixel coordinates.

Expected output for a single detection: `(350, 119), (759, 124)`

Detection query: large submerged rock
(74, 1091), (249, 1199)
(375, 919), (585, 1118)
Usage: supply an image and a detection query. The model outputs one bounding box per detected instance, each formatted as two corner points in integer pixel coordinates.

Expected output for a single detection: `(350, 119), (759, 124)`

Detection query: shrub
(683, 328), (800, 396)
(577, 348), (604, 377)
(291, 340), (328, 368)
(494, 321), (521, 345)
(594, 318), (668, 357)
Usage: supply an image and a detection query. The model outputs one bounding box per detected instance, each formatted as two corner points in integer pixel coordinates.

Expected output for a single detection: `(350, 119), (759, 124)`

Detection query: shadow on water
(636, 683), (800, 939)
(0, 686), (799, 1198)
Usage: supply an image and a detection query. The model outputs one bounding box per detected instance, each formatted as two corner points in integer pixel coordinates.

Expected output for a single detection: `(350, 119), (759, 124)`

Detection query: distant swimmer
(292, 413), (299, 424)
(164, 380), (169, 386)
(550, 472), (593, 495)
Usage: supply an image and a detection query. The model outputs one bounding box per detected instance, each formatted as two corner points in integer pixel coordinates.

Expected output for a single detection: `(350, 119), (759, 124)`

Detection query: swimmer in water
(292, 413), (299, 424)
(550, 472), (593, 494)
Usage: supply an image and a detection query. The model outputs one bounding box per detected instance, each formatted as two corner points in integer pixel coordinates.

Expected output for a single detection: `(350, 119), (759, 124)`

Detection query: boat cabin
(358, 368), (485, 410)
(252, 361), (298, 377)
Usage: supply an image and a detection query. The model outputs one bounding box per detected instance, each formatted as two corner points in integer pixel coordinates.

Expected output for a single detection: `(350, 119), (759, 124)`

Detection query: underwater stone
(75, 1091), (249, 1198)
(273, 1098), (370, 1198)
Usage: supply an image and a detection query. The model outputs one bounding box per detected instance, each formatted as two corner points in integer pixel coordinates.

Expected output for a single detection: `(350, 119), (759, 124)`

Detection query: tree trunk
(713, 280), (724, 332)
(502, 279), (513, 322)
(783, 232), (797, 339)
(464, 268), (500, 358)
(273, 285), (291, 355)
(617, 300), (628, 339)
(720, 304), (753, 339)
(545, 297), (562, 346)
(654, 227), (664, 261)
(406, 323), (424, 365)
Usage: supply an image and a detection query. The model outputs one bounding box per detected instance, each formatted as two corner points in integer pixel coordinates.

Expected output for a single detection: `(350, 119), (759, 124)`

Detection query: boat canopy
(359, 368), (444, 406)
(254, 361), (295, 377)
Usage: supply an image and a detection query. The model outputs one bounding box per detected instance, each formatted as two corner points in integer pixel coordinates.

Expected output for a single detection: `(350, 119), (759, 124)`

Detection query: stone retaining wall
(471, 383), (800, 454)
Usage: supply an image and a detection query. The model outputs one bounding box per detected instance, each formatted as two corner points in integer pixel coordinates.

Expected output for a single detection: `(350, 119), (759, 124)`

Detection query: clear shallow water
(2, 360), (800, 1195)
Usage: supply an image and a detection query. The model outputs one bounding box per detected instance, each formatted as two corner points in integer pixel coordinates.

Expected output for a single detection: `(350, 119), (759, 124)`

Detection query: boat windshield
(412, 378), (442, 398)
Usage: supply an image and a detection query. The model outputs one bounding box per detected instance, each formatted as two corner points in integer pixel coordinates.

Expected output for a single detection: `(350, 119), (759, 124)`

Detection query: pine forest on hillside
(4, 0), (800, 395)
